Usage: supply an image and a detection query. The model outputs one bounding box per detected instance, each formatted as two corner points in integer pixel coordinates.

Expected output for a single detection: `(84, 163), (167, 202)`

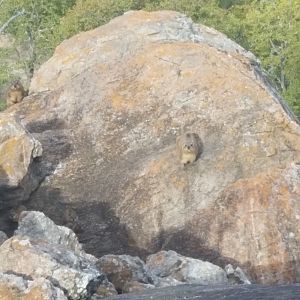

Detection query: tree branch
(0, 8), (25, 34)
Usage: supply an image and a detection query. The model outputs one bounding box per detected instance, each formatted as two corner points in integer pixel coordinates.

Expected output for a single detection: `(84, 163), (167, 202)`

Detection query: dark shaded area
(150, 228), (238, 268)
(0, 158), (45, 235)
(26, 118), (66, 133)
(0, 166), (17, 234)
(27, 183), (146, 258)
(25, 118), (73, 175)
(105, 283), (300, 300)
(0, 116), (72, 237)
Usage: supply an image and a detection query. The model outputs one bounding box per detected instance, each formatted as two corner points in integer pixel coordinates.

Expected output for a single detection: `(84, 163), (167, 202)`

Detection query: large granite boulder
(1, 10), (300, 284)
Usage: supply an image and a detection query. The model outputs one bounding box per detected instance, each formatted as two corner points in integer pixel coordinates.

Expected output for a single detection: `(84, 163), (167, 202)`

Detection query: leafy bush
(52, 0), (143, 44)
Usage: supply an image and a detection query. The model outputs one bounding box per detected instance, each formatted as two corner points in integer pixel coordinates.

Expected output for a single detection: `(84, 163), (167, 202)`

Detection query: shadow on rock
(0, 166), (17, 235)
(150, 227), (240, 269)
(27, 186), (146, 259)
(25, 117), (73, 175)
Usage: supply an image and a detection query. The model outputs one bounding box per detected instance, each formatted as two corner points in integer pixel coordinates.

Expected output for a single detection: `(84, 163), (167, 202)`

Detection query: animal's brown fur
(6, 80), (27, 107)
(176, 132), (202, 166)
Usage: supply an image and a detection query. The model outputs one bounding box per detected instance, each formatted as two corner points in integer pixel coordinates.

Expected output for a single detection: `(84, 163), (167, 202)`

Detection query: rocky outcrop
(225, 264), (251, 285)
(1, 10), (300, 284)
(97, 255), (154, 293)
(0, 114), (43, 234)
(16, 210), (85, 256)
(0, 212), (108, 300)
(0, 114), (42, 206)
(147, 250), (228, 286)
(0, 211), (251, 299)
(0, 273), (68, 300)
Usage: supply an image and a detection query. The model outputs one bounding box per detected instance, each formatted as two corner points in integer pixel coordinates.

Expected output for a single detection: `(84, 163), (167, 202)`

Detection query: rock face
(0, 114), (42, 205)
(0, 212), (107, 300)
(2, 10), (300, 284)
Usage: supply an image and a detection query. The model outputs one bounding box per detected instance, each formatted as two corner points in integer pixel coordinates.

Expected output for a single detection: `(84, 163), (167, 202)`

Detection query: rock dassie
(176, 132), (202, 165)
(6, 80), (27, 107)
(9, 205), (27, 223)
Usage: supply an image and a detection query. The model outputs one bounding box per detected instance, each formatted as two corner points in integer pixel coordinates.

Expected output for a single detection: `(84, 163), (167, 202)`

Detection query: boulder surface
(2, 10), (300, 284)
(0, 212), (108, 300)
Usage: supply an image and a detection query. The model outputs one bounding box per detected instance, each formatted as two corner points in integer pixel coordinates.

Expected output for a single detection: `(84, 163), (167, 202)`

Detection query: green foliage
(0, 0), (76, 76)
(53, 0), (142, 43)
(0, 99), (6, 111)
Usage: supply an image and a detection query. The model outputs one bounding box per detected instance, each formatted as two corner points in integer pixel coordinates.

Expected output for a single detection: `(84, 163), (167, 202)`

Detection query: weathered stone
(147, 250), (228, 285)
(91, 280), (118, 299)
(0, 231), (7, 245)
(0, 114), (42, 209)
(225, 264), (251, 285)
(97, 254), (153, 293)
(3, 10), (300, 283)
(15, 210), (88, 258)
(0, 212), (105, 300)
(0, 272), (67, 300)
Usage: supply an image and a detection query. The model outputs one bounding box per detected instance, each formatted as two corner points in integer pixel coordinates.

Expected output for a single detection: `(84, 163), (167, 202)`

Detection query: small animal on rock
(9, 205), (27, 223)
(6, 80), (27, 107)
(176, 132), (202, 166)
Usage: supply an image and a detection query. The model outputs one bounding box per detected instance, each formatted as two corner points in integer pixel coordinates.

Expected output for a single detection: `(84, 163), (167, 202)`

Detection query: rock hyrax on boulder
(6, 80), (27, 107)
(176, 132), (202, 166)
(9, 205), (27, 223)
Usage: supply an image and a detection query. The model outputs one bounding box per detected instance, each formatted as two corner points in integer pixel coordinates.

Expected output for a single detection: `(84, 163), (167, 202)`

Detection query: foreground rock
(0, 114), (42, 208)
(0, 211), (247, 299)
(0, 273), (67, 300)
(225, 264), (251, 285)
(0, 211), (111, 300)
(97, 255), (154, 293)
(3, 10), (300, 283)
(147, 250), (228, 286)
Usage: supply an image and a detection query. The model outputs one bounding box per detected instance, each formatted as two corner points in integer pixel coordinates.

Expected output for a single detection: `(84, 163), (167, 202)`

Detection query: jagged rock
(225, 264), (251, 285)
(0, 212), (106, 300)
(97, 254), (153, 293)
(0, 231), (7, 245)
(15, 210), (88, 258)
(91, 281), (118, 299)
(147, 250), (228, 285)
(0, 272), (67, 300)
(0, 114), (42, 209)
(3, 10), (300, 283)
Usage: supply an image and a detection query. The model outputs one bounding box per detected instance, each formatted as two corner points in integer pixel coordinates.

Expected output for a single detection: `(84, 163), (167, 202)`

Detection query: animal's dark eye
(190, 143), (193, 147)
